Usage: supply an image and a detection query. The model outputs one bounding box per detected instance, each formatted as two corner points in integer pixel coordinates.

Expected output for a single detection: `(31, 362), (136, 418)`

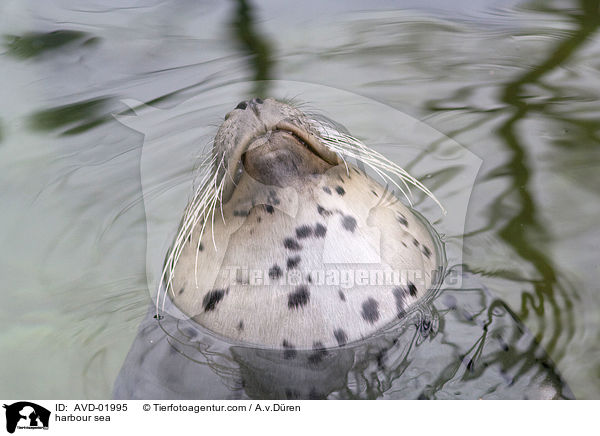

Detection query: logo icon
(3, 402), (50, 434)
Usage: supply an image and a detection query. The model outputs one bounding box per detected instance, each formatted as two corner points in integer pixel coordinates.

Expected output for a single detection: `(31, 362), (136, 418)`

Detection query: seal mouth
(242, 122), (339, 166)
(271, 120), (340, 166)
(228, 122), (340, 189)
(240, 127), (335, 188)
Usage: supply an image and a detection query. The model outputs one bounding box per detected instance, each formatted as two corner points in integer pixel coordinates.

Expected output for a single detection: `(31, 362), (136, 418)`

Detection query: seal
(159, 98), (444, 349)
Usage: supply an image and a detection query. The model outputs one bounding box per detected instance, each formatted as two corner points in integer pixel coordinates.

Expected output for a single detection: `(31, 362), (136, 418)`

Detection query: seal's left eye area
(235, 101), (248, 110)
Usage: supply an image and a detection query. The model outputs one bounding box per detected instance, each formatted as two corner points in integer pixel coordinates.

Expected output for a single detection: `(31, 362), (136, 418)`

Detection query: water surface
(0, 0), (598, 398)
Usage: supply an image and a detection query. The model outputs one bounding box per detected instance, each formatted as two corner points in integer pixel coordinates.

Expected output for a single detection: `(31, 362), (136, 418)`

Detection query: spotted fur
(164, 98), (441, 349)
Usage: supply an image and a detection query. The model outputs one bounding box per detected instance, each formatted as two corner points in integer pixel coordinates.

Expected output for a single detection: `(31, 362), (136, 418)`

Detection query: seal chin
(242, 130), (333, 187)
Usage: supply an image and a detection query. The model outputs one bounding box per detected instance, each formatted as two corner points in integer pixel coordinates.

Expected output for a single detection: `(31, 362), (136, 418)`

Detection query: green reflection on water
(420, 1), (599, 386)
(231, 0), (274, 97)
(4, 30), (99, 59)
(492, 0), (599, 355)
(28, 97), (113, 136)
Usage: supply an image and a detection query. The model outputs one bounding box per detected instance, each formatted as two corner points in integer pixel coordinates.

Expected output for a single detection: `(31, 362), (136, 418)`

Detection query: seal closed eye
(160, 97), (443, 349)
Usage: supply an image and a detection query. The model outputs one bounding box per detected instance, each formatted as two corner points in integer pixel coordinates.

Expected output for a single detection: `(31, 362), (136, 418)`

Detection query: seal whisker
(337, 152), (350, 176)
(157, 151), (225, 311)
(317, 127), (444, 213)
(321, 133), (414, 197)
(321, 139), (413, 204)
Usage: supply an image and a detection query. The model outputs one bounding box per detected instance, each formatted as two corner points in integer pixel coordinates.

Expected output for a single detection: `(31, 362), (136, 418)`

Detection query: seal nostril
(254, 98), (263, 104)
(236, 101), (248, 110)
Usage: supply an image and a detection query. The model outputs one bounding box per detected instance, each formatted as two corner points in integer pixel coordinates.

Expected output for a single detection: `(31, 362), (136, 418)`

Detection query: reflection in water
(483, 0), (598, 356)
(114, 268), (572, 399)
(423, 0), (600, 371)
(28, 97), (113, 136)
(230, 0), (274, 97)
(5, 29), (114, 136)
(4, 30), (98, 59)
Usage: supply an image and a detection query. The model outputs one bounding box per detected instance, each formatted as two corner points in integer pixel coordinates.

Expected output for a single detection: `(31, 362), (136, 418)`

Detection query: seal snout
(217, 97), (340, 199)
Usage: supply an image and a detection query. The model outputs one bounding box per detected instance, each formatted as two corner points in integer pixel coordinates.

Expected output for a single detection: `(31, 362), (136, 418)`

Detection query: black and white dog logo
(3, 402), (50, 434)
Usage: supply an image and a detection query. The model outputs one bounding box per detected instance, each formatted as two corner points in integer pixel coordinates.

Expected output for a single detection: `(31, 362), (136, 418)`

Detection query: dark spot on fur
(237, 321), (244, 331)
(396, 214), (408, 227)
(353, 167), (360, 174)
(295, 225), (312, 239)
(335, 185), (346, 196)
(317, 205), (331, 217)
(338, 290), (346, 302)
(269, 264), (282, 280)
(342, 215), (357, 232)
(413, 238), (420, 247)
(233, 209), (249, 217)
(334, 329), (348, 346)
(401, 242), (407, 248)
(361, 297), (380, 324)
(257, 216), (262, 223)
(178, 287), (185, 295)
(198, 242), (204, 251)
(267, 189), (281, 205)
(307, 274), (312, 283)
(322, 186), (332, 195)
(202, 289), (226, 312)
(371, 190), (379, 197)
(287, 256), (301, 269)
(282, 340), (297, 359)
(314, 223), (327, 238)
(288, 285), (310, 309)
(392, 287), (407, 317)
(284, 238), (301, 250)
(408, 281), (418, 297)
(265, 204), (274, 214)
(423, 245), (432, 259)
